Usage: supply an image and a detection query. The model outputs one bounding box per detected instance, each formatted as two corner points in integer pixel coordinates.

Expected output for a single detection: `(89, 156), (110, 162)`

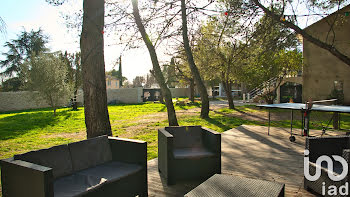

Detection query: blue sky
(0, 0), (79, 51)
(0, 0), (153, 81)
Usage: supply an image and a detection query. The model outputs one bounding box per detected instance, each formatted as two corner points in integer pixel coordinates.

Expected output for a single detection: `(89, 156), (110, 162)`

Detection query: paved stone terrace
(146, 125), (344, 196)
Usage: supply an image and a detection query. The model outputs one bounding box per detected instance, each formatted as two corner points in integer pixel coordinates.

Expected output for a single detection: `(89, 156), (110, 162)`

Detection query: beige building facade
(106, 75), (120, 89)
(303, 5), (350, 104)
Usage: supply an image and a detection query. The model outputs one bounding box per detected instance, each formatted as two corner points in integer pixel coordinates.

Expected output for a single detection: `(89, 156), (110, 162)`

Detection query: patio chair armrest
(159, 128), (173, 138)
(158, 128), (174, 154)
(158, 128), (174, 156)
(202, 127), (221, 153)
(108, 137), (147, 167)
(158, 128), (174, 177)
(306, 136), (350, 162)
(0, 158), (53, 197)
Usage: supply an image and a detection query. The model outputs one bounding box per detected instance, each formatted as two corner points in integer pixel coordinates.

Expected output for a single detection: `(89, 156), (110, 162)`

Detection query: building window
(116, 81), (119, 88)
(107, 80), (111, 86)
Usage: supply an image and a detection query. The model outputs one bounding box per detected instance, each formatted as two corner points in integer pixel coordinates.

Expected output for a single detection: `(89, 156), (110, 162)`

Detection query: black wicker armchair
(304, 136), (350, 196)
(158, 126), (221, 185)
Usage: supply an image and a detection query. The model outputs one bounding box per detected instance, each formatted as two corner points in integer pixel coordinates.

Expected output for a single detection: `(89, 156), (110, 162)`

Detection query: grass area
(1, 103), (349, 161)
(1, 102), (350, 196)
(219, 105), (350, 131)
(0, 102), (198, 160)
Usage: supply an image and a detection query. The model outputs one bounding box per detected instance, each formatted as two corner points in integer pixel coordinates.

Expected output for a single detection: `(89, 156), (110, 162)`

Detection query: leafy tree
(106, 59), (127, 88)
(172, 49), (197, 102)
(80, 0), (112, 138)
(60, 51), (82, 110)
(123, 80), (133, 88)
(132, 76), (145, 87)
(227, 0), (350, 67)
(1, 77), (22, 92)
(117, 56), (123, 87)
(144, 72), (157, 88)
(0, 29), (48, 78)
(194, 18), (239, 109)
(245, 49), (303, 103)
(163, 58), (177, 88)
(240, 13), (301, 103)
(172, 56), (196, 102)
(131, 0), (179, 126)
(22, 53), (73, 116)
(0, 16), (6, 35)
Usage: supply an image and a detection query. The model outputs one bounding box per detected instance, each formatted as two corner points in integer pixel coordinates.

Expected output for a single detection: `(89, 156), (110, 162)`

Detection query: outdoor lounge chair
(158, 126), (221, 185)
(304, 136), (350, 196)
(0, 136), (148, 197)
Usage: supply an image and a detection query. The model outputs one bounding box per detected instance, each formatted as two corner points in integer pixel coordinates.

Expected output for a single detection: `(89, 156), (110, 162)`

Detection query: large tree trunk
(189, 79), (195, 103)
(80, 0), (112, 138)
(132, 0), (178, 126)
(181, 0), (210, 119)
(72, 90), (78, 110)
(222, 80), (234, 109)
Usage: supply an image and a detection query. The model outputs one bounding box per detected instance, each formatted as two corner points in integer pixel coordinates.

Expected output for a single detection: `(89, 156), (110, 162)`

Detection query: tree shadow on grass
(221, 107), (267, 122)
(0, 109), (74, 141)
(158, 106), (167, 112)
(203, 117), (233, 131)
(176, 102), (201, 110)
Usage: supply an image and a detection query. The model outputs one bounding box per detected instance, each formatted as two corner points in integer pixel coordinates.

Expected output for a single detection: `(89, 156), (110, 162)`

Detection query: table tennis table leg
(290, 110), (293, 136)
(301, 110), (304, 136)
(289, 110), (295, 142)
(304, 111), (310, 137)
(268, 109), (270, 135)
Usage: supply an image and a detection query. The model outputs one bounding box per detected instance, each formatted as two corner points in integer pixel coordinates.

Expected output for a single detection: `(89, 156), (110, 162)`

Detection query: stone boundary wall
(106, 88), (143, 104)
(169, 88), (189, 98)
(0, 91), (67, 112)
(0, 88), (189, 112)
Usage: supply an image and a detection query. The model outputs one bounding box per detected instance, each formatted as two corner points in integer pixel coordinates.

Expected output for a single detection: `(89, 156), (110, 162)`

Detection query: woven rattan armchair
(158, 126), (221, 185)
(304, 136), (350, 196)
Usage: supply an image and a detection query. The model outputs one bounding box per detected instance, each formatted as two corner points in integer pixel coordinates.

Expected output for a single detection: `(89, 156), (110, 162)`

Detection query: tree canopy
(0, 29), (48, 77)
(22, 53), (73, 116)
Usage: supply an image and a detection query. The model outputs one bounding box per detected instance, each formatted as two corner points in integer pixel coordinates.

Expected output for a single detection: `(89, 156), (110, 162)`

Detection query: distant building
(302, 5), (350, 104)
(215, 83), (242, 98)
(106, 75), (120, 89)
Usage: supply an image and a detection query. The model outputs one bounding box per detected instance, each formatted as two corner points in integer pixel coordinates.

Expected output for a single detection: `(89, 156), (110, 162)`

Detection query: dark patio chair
(304, 136), (350, 196)
(158, 126), (221, 185)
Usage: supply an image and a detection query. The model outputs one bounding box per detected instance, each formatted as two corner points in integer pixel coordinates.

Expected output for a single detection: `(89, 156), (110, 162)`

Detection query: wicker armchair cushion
(14, 144), (73, 179)
(166, 126), (203, 148)
(68, 135), (112, 171)
(54, 161), (142, 197)
(173, 147), (215, 159)
(54, 173), (101, 197)
(77, 161), (143, 182)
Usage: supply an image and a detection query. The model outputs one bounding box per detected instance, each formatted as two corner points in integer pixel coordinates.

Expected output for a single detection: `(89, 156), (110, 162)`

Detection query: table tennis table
(257, 102), (350, 142)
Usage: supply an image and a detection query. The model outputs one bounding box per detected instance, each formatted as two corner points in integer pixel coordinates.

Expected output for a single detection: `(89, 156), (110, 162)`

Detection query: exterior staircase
(246, 72), (302, 102)
(247, 77), (278, 102)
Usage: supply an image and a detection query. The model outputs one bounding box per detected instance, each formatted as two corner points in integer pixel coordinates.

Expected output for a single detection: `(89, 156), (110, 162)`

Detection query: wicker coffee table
(185, 174), (285, 197)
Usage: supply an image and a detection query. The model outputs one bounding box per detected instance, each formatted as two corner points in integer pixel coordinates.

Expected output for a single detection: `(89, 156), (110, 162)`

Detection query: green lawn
(1, 102), (350, 196)
(0, 102), (249, 160)
(1, 103), (349, 161)
(0, 102), (198, 160)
